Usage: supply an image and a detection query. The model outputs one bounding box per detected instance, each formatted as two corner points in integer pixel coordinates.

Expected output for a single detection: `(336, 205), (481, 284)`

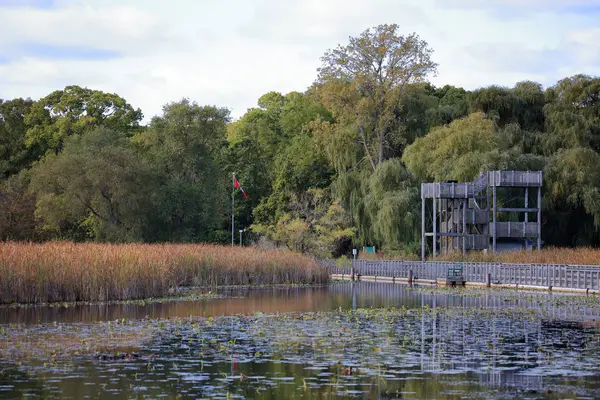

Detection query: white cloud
(437, 0), (600, 11)
(0, 4), (170, 53)
(0, 0), (599, 123)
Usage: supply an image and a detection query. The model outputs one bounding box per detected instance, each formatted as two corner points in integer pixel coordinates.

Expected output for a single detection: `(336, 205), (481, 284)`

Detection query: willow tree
(542, 75), (600, 155)
(402, 113), (498, 182)
(543, 147), (600, 246)
(316, 23), (438, 169)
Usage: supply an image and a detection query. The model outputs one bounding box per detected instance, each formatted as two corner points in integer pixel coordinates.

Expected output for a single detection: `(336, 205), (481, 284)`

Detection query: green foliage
(403, 112), (498, 182)
(0, 98), (36, 178)
(226, 90), (334, 244)
(0, 170), (39, 241)
(3, 24), (600, 254)
(29, 128), (155, 242)
(252, 188), (354, 257)
(134, 99), (230, 242)
(279, 90), (332, 137)
(333, 159), (420, 252)
(317, 23), (438, 168)
(542, 75), (600, 154)
(221, 136), (272, 231)
(253, 134), (333, 224)
(545, 147), (600, 226)
(24, 85), (143, 156)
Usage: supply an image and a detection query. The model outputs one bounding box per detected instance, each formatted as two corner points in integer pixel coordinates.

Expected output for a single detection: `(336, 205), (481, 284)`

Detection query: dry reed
(434, 246), (600, 265)
(0, 242), (328, 304)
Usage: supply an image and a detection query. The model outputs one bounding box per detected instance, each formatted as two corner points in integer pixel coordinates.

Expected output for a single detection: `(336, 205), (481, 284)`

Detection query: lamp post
(239, 229), (243, 247)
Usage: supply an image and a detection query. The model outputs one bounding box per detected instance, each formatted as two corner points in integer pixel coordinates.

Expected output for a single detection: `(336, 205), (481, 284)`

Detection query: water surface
(1, 282), (599, 399)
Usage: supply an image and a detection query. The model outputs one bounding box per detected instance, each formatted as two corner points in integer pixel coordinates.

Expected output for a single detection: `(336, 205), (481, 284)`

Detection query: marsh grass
(434, 246), (600, 265)
(0, 242), (328, 304)
(362, 246), (600, 265)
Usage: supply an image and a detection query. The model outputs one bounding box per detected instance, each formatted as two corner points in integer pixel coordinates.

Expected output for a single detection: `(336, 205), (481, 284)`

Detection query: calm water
(1, 283), (599, 399)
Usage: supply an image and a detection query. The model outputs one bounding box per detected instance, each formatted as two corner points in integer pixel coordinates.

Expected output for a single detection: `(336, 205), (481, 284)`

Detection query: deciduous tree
(25, 85), (143, 156)
(317, 23), (438, 169)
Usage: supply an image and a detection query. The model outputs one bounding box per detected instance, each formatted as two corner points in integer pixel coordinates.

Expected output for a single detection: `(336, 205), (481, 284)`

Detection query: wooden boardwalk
(322, 259), (600, 294)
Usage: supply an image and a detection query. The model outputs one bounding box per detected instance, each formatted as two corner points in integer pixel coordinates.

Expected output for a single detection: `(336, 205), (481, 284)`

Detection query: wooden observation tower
(421, 171), (543, 260)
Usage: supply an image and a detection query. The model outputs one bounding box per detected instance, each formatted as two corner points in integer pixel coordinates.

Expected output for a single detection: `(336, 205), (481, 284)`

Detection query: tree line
(1, 24), (599, 257)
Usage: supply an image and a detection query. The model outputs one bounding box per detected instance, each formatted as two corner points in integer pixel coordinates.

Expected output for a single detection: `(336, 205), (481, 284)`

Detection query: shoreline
(0, 282), (330, 309)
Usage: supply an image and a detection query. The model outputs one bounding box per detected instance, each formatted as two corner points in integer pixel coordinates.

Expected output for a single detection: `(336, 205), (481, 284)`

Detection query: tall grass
(0, 242), (328, 304)
(434, 246), (600, 265)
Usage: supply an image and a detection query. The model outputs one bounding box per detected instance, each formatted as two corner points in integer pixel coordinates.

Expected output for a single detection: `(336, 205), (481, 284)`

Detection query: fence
(323, 259), (600, 292)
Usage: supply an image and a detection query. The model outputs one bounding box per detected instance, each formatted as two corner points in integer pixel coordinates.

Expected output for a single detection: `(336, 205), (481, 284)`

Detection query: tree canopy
(1, 25), (600, 256)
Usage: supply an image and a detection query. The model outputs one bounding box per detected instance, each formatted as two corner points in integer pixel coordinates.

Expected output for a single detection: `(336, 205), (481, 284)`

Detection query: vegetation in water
(1, 24), (600, 257)
(0, 242), (328, 304)
(1, 286), (599, 399)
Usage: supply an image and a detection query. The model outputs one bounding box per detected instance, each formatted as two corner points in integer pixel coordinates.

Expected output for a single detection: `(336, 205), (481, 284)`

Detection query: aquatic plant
(2, 300), (599, 399)
(0, 242), (328, 304)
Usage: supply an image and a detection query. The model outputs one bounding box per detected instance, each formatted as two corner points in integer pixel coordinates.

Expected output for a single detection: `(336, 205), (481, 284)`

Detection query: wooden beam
(497, 207), (538, 212)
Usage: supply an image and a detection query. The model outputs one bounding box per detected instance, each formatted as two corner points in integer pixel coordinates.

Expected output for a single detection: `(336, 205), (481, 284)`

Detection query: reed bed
(434, 246), (600, 266)
(0, 242), (328, 304)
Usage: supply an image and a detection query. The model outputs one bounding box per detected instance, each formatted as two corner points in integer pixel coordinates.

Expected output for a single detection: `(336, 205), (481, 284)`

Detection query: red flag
(234, 177), (249, 199)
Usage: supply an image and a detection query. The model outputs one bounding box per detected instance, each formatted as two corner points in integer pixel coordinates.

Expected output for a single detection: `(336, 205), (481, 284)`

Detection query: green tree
(403, 112), (498, 182)
(542, 74), (600, 155)
(0, 170), (39, 241)
(25, 85), (143, 155)
(279, 90), (332, 137)
(252, 188), (354, 257)
(29, 128), (155, 241)
(426, 84), (470, 127)
(227, 90), (333, 240)
(253, 133), (333, 225)
(134, 99), (230, 242)
(333, 159), (420, 254)
(544, 147), (600, 245)
(227, 93), (285, 159)
(0, 98), (36, 178)
(221, 136), (272, 236)
(317, 23), (438, 169)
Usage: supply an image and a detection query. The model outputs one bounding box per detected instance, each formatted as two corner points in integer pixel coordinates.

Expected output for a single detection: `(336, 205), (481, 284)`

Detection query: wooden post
(462, 198), (467, 255)
(486, 173), (491, 252)
(524, 186), (528, 240)
(493, 183), (497, 253)
(421, 191), (425, 261)
(450, 199), (455, 253)
(537, 184), (542, 251)
(408, 269), (414, 286)
(433, 196), (437, 258)
(486, 273), (491, 288)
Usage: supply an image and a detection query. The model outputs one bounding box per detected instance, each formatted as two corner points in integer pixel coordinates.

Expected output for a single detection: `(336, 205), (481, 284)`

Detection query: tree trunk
(378, 130), (384, 166)
(358, 125), (377, 171)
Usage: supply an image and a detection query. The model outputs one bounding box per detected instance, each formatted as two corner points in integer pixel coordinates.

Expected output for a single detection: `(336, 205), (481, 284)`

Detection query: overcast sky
(1, 0), (599, 122)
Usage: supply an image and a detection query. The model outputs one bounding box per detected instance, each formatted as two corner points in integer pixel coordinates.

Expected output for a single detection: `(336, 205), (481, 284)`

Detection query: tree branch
(358, 125), (377, 171)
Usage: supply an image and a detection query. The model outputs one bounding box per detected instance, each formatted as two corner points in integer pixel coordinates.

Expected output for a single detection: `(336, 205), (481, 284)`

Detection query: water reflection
(4, 282), (599, 326)
(0, 282), (599, 399)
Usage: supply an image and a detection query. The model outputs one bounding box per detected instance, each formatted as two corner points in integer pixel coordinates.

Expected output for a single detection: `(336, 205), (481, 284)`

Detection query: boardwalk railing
(323, 259), (600, 292)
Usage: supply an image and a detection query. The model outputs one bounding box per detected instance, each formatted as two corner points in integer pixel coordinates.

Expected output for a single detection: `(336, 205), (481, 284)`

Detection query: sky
(0, 0), (599, 122)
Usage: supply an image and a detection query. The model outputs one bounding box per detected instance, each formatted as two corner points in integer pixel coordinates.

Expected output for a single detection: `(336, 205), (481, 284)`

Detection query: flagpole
(231, 172), (235, 247)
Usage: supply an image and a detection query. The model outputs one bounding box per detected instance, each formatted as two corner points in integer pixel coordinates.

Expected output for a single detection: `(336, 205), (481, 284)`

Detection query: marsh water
(1, 283), (600, 399)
